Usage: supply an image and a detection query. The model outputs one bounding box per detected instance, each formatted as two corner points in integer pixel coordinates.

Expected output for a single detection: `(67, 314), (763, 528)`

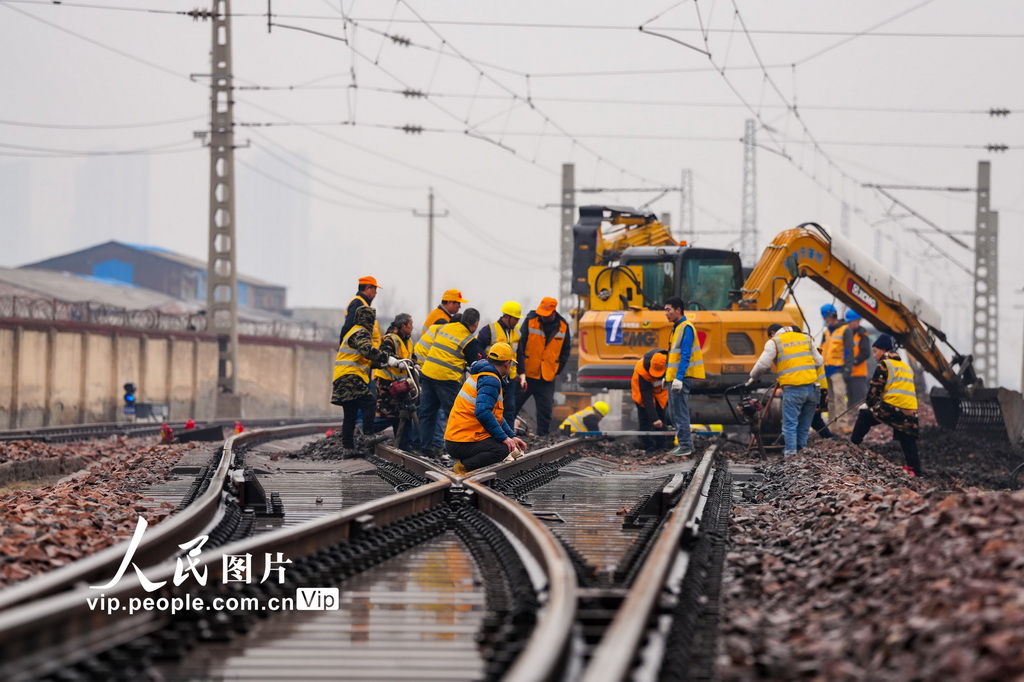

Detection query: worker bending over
(374, 313), (417, 451)
(417, 308), (482, 458)
(445, 342), (527, 472)
(632, 349), (674, 452)
(331, 306), (402, 454)
(747, 323), (823, 457)
(560, 401), (609, 433)
(513, 297), (570, 436)
(664, 296), (704, 457)
(851, 333), (921, 476)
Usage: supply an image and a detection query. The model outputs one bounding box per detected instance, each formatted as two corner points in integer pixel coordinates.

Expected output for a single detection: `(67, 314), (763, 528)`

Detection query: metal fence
(0, 296), (335, 343)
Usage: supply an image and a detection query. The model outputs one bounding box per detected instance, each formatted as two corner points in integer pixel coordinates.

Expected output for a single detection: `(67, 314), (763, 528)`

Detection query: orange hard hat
(536, 297), (557, 315)
(358, 276), (381, 288)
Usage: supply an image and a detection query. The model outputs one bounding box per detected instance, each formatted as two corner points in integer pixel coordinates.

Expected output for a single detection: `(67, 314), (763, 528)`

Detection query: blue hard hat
(820, 303), (837, 318)
(845, 309), (861, 322)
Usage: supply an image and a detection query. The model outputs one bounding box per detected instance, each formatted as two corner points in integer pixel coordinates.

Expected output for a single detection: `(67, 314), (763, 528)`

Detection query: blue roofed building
(20, 241), (286, 313)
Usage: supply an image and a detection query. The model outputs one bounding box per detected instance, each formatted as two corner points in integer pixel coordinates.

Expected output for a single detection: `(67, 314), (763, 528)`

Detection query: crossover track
(0, 428), (731, 681)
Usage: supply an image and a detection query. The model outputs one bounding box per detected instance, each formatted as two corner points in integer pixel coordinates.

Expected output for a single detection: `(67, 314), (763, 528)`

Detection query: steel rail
(467, 436), (583, 477)
(580, 443), (719, 682)
(0, 422), (338, 612)
(0, 416), (327, 443)
(464, 477), (579, 682)
(0, 434), (589, 680)
(0, 441), (587, 679)
(0, 478), (453, 681)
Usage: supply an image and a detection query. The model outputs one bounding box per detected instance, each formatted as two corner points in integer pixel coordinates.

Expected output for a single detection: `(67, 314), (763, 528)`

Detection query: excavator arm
(738, 222), (1024, 442)
(737, 222), (972, 395)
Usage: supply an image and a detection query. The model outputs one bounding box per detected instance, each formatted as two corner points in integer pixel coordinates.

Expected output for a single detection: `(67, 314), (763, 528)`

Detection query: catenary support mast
(206, 0), (240, 415)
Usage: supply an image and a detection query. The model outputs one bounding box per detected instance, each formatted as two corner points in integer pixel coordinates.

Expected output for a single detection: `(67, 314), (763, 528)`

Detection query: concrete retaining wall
(0, 320), (336, 429)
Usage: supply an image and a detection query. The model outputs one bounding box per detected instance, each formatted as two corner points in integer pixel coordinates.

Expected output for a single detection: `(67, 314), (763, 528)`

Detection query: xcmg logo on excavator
(846, 278), (878, 312)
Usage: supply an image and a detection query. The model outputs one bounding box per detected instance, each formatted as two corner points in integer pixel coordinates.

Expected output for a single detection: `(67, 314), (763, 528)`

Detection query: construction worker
(414, 289), (468, 359)
(444, 342), (527, 472)
(664, 296), (705, 457)
(820, 303), (850, 433)
(632, 349), (674, 452)
(851, 333), (921, 476)
(747, 323), (823, 457)
(810, 360), (836, 439)
(374, 313), (418, 450)
(416, 308), (482, 457)
(513, 297), (570, 436)
(842, 309), (872, 412)
(340, 276), (383, 347)
(478, 301), (523, 425)
(331, 306), (402, 454)
(559, 401), (610, 434)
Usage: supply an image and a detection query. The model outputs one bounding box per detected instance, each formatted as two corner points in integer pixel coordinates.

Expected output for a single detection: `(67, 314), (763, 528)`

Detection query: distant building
(21, 241), (286, 313)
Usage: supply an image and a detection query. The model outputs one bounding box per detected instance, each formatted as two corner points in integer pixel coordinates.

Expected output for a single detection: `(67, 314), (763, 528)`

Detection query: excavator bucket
(930, 386), (1024, 443)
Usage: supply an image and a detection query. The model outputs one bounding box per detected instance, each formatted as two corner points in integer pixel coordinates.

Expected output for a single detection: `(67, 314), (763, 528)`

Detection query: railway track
(0, 429), (733, 681)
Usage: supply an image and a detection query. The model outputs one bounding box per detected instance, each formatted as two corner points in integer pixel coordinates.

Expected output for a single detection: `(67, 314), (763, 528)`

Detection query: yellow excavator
(572, 207), (1023, 441)
(572, 206), (795, 425)
(738, 222), (1024, 441)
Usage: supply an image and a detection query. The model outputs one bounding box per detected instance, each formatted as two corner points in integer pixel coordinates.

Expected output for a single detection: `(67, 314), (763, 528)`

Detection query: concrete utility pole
(740, 120), (758, 267)
(972, 161), (999, 386)
(679, 169), (694, 242)
(206, 0), (241, 417)
(414, 188), (447, 315)
(558, 163), (576, 314)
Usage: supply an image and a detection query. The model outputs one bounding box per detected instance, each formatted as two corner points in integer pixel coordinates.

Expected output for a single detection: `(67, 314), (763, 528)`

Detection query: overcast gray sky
(1, 0), (1022, 386)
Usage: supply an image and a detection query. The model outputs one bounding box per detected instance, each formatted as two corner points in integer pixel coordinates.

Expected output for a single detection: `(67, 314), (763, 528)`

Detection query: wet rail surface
(0, 434), (733, 681)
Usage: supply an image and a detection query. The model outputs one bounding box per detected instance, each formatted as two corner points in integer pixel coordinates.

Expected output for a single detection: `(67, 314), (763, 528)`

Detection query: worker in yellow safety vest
(340, 276), (383, 348)
(331, 306), (402, 454)
(851, 333), (921, 476)
(478, 301), (523, 423)
(747, 323), (823, 457)
(415, 308), (482, 458)
(664, 296), (705, 457)
(373, 313), (418, 450)
(560, 401), (609, 434)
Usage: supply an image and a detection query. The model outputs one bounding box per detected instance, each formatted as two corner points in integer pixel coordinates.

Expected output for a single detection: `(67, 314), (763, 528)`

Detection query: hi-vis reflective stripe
(457, 376), (481, 404)
(775, 340), (815, 374)
(883, 359), (918, 408)
(424, 356), (463, 372)
(527, 327), (545, 336)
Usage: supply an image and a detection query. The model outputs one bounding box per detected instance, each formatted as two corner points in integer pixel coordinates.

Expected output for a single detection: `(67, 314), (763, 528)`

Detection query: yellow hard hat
(500, 300), (522, 318)
(487, 342), (516, 362)
(593, 401), (610, 416)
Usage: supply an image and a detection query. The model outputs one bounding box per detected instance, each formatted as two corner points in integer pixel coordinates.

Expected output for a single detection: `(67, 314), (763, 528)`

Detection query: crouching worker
(850, 333), (921, 476)
(445, 342), (528, 472)
(560, 401), (609, 434)
(632, 349), (674, 452)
